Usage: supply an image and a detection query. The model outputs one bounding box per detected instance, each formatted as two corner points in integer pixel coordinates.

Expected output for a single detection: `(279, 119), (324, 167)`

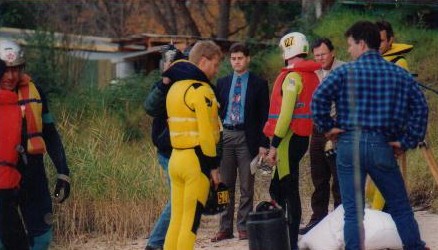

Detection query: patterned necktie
(231, 76), (242, 124)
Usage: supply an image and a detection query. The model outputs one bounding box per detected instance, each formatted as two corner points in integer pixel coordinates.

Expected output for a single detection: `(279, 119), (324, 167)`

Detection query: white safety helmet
(279, 32), (309, 60)
(0, 40), (25, 67)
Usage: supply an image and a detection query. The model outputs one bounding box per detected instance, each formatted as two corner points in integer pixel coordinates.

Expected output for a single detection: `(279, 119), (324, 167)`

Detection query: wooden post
(419, 141), (438, 186)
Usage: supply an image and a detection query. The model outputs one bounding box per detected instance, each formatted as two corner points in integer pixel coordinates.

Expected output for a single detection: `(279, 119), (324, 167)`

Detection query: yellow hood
(383, 43), (413, 57)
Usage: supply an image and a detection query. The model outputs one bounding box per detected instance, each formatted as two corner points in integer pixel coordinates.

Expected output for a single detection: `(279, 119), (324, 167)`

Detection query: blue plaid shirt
(311, 50), (428, 149)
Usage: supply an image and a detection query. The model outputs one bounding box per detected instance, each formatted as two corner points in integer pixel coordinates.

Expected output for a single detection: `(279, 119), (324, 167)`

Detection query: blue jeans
(147, 153), (171, 248)
(336, 131), (425, 250)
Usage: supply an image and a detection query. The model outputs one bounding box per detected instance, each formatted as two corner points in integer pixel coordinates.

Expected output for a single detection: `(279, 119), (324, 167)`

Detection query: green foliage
(25, 30), (61, 93)
(250, 46), (283, 85)
(0, 1), (37, 29)
(236, 1), (302, 39)
(24, 29), (90, 96)
(50, 72), (157, 142)
(104, 73), (158, 141)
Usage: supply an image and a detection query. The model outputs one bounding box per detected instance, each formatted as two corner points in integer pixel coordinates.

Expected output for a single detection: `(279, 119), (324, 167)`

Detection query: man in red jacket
(0, 58), (29, 250)
(0, 40), (70, 250)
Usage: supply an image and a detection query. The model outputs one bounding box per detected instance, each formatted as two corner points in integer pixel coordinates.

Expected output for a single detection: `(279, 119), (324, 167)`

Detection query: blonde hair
(189, 40), (223, 65)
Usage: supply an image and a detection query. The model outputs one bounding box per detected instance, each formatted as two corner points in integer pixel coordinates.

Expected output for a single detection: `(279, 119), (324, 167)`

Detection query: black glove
(54, 174), (70, 203)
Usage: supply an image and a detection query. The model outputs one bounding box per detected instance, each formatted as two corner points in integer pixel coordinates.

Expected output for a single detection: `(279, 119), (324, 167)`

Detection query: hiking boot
(238, 230), (248, 240)
(299, 219), (321, 235)
(211, 231), (234, 242)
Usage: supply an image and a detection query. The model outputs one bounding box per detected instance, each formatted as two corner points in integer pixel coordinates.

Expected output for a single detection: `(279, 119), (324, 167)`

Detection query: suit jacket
(215, 72), (270, 157)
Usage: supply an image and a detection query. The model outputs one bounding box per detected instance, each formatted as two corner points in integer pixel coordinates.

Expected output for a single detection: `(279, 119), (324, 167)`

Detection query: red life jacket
(263, 60), (320, 137)
(18, 75), (46, 155)
(0, 90), (22, 189)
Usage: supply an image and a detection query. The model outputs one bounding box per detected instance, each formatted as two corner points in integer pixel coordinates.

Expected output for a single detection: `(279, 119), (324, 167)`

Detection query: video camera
(161, 44), (187, 63)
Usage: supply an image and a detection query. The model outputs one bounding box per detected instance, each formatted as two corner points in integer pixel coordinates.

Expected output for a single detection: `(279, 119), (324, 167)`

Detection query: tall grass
(49, 109), (167, 242)
(45, 74), (168, 244)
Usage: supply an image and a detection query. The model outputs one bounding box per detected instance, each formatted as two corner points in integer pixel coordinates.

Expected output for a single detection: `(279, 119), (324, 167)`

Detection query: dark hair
(311, 37), (334, 52)
(376, 20), (394, 39)
(0, 60), (5, 77)
(229, 42), (250, 57)
(344, 20), (380, 50)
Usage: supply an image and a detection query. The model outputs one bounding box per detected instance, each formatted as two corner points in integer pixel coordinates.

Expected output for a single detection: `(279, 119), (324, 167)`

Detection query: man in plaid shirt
(311, 21), (428, 250)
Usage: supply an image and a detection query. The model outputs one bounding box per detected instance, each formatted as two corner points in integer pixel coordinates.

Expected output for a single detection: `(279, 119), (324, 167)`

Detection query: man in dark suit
(211, 42), (269, 242)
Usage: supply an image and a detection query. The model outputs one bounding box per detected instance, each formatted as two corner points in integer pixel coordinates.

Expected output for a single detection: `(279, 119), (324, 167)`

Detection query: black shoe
(145, 246), (163, 250)
(299, 219), (321, 235)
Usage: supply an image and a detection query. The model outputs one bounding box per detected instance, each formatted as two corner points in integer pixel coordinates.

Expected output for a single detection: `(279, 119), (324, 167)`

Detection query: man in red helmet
(264, 32), (320, 250)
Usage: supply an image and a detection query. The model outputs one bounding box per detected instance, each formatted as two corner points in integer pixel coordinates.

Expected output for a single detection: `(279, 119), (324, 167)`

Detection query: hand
(266, 146), (277, 167)
(258, 147), (268, 158)
(324, 128), (345, 142)
(162, 77), (171, 85)
(389, 141), (404, 158)
(54, 174), (71, 203)
(210, 169), (220, 189)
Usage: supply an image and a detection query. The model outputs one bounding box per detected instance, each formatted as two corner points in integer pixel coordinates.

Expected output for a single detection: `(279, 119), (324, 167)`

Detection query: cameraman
(143, 45), (185, 250)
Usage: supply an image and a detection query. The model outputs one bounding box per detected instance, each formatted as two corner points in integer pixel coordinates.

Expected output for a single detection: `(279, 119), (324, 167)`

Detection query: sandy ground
(52, 172), (438, 250)
(55, 209), (438, 250)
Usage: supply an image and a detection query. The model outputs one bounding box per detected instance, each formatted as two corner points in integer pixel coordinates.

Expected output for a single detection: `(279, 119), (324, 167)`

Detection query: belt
(223, 124), (245, 131)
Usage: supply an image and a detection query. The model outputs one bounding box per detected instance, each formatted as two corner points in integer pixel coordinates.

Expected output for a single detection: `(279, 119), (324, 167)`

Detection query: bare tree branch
(150, 1), (176, 34)
(174, 0), (201, 37)
(216, 0), (231, 39)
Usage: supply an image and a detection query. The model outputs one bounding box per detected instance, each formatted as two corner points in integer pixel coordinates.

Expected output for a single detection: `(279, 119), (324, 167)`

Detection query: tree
(217, 0), (231, 39)
(237, 0), (302, 40)
(301, 0), (335, 21)
(246, 0), (267, 38)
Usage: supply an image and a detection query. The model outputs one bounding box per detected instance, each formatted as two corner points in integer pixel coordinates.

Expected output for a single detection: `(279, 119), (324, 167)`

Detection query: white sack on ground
(298, 205), (403, 250)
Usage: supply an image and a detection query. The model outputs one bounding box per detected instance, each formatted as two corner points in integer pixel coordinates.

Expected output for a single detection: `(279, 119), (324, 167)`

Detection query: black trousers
(309, 130), (341, 221)
(270, 134), (309, 250)
(0, 189), (29, 250)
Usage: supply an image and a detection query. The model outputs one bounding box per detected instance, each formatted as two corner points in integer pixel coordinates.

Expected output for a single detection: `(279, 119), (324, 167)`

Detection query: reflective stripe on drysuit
(164, 79), (220, 250)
